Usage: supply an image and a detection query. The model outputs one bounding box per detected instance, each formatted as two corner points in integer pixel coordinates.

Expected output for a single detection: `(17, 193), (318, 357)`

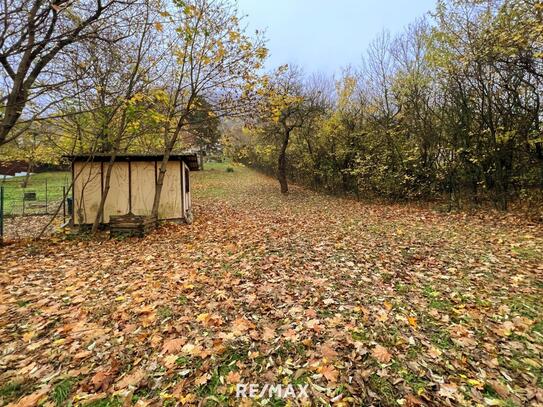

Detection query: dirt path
(1, 164), (542, 406)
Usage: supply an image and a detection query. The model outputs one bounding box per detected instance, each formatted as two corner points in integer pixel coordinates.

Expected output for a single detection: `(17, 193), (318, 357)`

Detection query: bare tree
(0, 0), (135, 146)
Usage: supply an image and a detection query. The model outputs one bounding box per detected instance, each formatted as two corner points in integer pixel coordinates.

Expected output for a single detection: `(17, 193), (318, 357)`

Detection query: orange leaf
(194, 373), (211, 386)
(319, 365), (338, 383)
(226, 371), (241, 384)
(408, 316), (418, 329)
(162, 338), (186, 354)
(11, 386), (50, 407)
(372, 345), (392, 364)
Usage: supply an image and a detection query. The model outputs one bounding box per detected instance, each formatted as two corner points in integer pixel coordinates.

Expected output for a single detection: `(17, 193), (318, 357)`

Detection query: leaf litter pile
(1, 165), (542, 406)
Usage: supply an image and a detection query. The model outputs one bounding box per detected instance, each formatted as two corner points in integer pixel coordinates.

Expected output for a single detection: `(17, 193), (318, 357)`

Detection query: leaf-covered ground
(1, 163), (542, 406)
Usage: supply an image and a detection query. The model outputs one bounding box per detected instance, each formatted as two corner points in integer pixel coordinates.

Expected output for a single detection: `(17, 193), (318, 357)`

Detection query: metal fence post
(63, 186), (66, 223)
(45, 178), (48, 214)
(0, 186), (4, 244)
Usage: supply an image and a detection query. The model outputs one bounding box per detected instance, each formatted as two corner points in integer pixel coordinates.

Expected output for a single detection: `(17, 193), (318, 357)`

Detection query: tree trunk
(91, 154), (117, 234)
(151, 147), (172, 220)
(21, 161), (33, 188)
(278, 128), (291, 194)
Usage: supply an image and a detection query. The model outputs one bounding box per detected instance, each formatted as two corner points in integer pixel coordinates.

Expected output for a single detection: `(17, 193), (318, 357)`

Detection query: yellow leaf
(194, 373), (211, 386)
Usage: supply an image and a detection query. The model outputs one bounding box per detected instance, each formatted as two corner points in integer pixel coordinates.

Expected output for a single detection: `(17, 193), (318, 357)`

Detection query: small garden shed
(68, 154), (200, 226)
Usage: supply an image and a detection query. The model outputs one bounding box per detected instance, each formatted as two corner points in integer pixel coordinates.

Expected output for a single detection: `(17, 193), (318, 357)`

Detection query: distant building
(0, 160), (28, 178)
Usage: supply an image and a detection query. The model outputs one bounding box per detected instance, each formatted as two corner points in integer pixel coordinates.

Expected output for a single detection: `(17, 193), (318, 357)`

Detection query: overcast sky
(236, 0), (436, 74)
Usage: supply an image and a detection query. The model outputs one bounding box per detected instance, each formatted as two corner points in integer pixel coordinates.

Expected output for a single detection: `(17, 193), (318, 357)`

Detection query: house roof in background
(0, 160), (28, 176)
(64, 154), (200, 171)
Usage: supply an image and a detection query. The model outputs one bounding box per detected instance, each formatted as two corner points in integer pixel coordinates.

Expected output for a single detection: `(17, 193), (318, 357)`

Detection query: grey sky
(237, 0), (436, 74)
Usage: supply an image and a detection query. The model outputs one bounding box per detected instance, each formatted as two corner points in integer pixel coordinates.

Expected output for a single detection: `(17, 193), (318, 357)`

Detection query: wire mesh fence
(1, 173), (70, 216)
(0, 172), (71, 242)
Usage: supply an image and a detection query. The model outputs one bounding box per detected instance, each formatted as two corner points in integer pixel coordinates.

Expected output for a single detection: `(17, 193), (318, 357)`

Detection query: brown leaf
(372, 345), (392, 364)
(162, 337), (186, 354)
(231, 317), (254, 335)
(319, 365), (339, 383)
(262, 326), (275, 341)
(488, 380), (509, 398)
(9, 386), (50, 407)
(319, 342), (339, 360)
(115, 368), (146, 390)
(91, 370), (114, 392)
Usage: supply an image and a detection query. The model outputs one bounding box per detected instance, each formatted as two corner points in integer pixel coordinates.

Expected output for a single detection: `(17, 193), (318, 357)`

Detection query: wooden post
(128, 161), (132, 213)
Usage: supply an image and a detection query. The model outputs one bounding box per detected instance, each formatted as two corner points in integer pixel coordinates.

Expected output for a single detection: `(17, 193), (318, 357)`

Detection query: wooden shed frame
(67, 154), (200, 226)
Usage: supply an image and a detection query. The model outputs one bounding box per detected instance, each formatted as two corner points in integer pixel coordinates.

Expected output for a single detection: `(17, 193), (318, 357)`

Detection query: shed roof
(64, 153), (200, 171)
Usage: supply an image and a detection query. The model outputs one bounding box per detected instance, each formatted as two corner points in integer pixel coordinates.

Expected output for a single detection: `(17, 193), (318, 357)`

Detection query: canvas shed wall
(72, 159), (190, 225)
(103, 162), (130, 223)
(131, 162), (155, 216)
(158, 161), (182, 220)
(73, 162), (102, 225)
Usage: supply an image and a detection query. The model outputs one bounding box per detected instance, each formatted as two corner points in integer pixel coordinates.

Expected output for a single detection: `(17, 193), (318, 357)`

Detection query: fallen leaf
(319, 365), (339, 383)
(372, 345), (392, 364)
(162, 338), (186, 354)
(9, 386), (50, 407)
(115, 368), (146, 390)
(438, 383), (458, 399)
(226, 371), (241, 384)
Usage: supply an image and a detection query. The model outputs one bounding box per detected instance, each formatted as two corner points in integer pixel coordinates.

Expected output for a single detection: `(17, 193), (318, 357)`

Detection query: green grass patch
(508, 295), (542, 319)
(157, 306), (173, 319)
(367, 375), (398, 406)
(0, 381), (24, 403)
(195, 345), (248, 398)
(351, 327), (369, 342)
(85, 396), (123, 407)
(430, 329), (454, 349)
(50, 378), (74, 407)
(511, 246), (542, 261)
(0, 379), (37, 404)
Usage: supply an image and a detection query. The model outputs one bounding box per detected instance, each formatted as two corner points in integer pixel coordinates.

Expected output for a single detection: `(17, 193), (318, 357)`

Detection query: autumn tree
(148, 0), (267, 219)
(231, 0), (542, 210)
(186, 96), (221, 153)
(255, 65), (325, 194)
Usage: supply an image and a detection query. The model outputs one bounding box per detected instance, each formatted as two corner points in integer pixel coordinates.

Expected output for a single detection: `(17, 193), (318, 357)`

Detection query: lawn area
(1, 172), (70, 215)
(0, 164), (542, 406)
